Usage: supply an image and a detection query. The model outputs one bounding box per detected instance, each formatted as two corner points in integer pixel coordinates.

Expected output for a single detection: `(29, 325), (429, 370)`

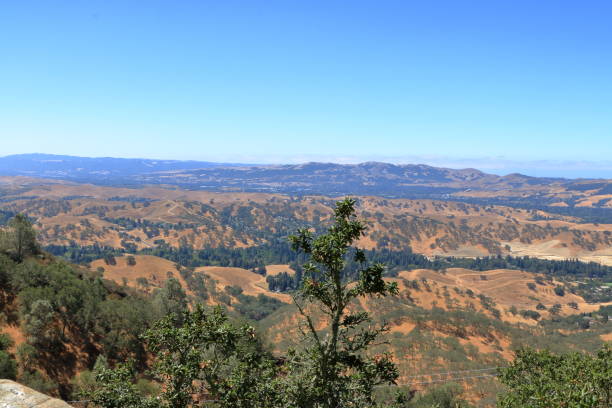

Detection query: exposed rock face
(0, 380), (72, 407)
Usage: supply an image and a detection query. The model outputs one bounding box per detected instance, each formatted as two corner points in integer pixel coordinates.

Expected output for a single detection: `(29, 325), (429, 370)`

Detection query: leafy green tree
(0, 254), (15, 305)
(89, 305), (282, 408)
(22, 299), (56, 346)
(142, 304), (281, 407)
(2, 214), (39, 262)
(152, 278), (188, 321)
(71, 355), (110, 399)
(95, 297), (157, 361)
(15, 343), (38, 371)
(498, 345), (611, 408)
(286, 198), (402, 407)
(86, 364), (153, 408)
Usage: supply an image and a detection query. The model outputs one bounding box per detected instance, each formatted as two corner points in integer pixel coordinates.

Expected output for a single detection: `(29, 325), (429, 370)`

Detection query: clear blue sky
(1, 1), (611, 176)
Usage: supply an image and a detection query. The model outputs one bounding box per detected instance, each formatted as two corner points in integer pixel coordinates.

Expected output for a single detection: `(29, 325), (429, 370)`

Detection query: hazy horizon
(3, 152), (612, 179)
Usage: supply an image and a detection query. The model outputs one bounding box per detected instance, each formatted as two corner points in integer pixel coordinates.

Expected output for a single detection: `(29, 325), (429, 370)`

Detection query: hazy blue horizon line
(2, 152), (612, 180)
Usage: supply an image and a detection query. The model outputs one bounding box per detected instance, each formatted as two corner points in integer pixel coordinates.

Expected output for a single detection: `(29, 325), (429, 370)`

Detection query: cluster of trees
(442, 255), (612, 279)
(0, 215), (200, 397)
(45, 242), (124, 265)
(457, 196), (612, 224)
(47, 239), (612, 288)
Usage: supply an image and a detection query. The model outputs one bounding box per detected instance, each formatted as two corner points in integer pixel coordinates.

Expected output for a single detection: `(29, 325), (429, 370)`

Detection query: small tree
(22, 299), (56, 346)
(550, 303), (562, 316)
(152, 278), (188, 321)
(287, 198), (402, 407)
(2, 214), (38, 262)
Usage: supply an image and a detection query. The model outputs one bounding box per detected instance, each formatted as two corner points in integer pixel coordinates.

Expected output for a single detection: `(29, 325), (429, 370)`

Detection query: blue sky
(1, 1), (611, 177)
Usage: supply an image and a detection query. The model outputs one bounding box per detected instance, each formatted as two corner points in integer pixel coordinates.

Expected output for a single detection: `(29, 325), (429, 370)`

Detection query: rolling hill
(0, 178), (610, 265)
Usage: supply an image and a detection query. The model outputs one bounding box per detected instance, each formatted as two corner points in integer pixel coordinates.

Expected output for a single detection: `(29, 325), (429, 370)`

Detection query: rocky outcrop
(0, 379), (72, 407)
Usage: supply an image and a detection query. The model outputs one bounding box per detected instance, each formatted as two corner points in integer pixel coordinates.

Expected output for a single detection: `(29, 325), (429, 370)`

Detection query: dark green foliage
(0, 254), (14, 304)
(439, 255), (612, 279)
(520, 310), (541, 320)
(151, 278), (188, 321)
(19, 369), (58, 395)
(95, 297), (158, 361)
(497, 345), (611, 408)
(87, 364), (153, 408)
(575, 279), (612, 303)
(549, 303), (562, 315)
(405, 383), (472, 407)
(554, 285), (565, 296)
(0, 333), (14, 351)
(71, 355), (110, 399)
(225, 284), (244, 297)
(45, 243), (123, 265)
(233, 293), (285, 321)
(104, 254), (117, 266)
(0, 350), (17, 379)
(89, 305), (283, 408)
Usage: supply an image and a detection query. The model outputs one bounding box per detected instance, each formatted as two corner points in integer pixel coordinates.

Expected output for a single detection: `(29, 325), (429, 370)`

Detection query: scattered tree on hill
(550, 303), (562, 315)
(152, 278), (188, 321)
(0, 214), (39, 262)
(103, 254), (117, 266)
(554, 285), (566, 296)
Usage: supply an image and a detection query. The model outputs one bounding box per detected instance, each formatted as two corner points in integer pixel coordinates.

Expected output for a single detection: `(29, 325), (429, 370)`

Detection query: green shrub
(0, 333), (14, 351)
(498, 345), (611, 408)
(19, 370), (57, 395)
(0, 351), (17, 380)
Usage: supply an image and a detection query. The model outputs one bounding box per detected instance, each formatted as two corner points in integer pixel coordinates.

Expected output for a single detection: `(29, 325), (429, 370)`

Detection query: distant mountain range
(0, 153), (234, 178)
(1, 154), (611, 208)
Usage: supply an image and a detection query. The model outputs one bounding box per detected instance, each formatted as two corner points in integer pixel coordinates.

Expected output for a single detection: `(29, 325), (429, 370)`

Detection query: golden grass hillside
(1, 178), (611, 265)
